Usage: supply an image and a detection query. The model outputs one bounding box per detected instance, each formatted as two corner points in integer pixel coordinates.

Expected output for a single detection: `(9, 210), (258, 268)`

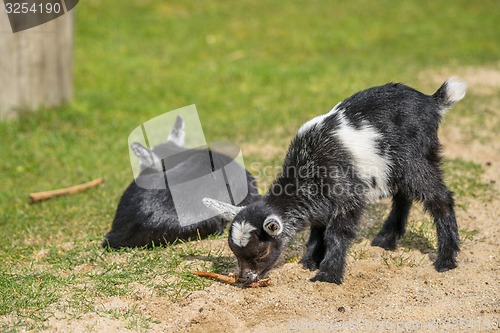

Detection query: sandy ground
(45, 67), (499, 332)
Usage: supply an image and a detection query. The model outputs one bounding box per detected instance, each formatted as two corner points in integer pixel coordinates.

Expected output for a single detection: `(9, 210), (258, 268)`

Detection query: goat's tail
(432, 77), (467, 115)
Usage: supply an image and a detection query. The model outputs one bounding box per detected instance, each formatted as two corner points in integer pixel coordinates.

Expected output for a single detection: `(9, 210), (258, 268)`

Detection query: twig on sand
(29, 178), (104, 203)
(191, 271), (271, 288)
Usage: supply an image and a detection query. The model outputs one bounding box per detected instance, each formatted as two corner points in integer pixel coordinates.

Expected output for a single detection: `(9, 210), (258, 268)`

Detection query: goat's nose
(238, 272), (257, 285)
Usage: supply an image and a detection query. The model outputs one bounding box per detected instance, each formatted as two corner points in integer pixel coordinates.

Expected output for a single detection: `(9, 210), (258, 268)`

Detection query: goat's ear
(167, 115), (185, 146)
(202, 198), (244, 222)
(263, 215), (283, 236)
(131, 142), (163, 171)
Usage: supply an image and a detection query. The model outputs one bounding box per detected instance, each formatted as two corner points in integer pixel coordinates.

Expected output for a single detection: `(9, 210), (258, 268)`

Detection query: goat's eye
(256, 247), (270, 261)
(256, 254), (267, 261)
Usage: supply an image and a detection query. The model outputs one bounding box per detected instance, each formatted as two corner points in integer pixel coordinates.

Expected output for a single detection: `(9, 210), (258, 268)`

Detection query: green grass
(443, 158), (496, 203)
(0, 239), (222, 331)
(381, 250), (426, 269)
(1, 0), (499, 331)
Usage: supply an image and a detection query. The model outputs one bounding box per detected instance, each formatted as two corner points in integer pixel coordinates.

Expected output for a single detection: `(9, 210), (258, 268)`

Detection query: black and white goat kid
(103, 116), (260, 249)
(204, 78), (467, 284)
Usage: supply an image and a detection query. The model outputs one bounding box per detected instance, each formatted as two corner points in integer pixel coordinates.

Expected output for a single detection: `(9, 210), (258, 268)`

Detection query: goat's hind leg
(372, 192), (412, 250)
(299, 225), (326, 271)
(424, 187), (460, 271)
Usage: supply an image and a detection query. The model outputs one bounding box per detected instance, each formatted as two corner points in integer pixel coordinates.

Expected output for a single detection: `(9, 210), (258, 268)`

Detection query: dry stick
(191, 271), (271, 288)
(29, 178), (104, 203)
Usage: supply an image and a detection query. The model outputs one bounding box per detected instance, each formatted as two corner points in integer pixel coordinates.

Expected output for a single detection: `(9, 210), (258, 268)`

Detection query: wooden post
(0, 9), (73, 119)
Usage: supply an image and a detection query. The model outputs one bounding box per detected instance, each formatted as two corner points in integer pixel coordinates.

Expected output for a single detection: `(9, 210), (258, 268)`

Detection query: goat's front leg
(299, 225), (326, 271)
(310, 212), (361, 284)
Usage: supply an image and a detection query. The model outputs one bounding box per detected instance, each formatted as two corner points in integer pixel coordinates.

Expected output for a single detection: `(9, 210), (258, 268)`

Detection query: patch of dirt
(420, 64), (500, 96)
(43, 68), (499, 332)
(240, 140), (288, 162)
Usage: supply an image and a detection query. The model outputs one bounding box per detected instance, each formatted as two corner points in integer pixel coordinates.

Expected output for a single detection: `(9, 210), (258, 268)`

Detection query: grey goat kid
(103, 116), (260, 249)
(204, 78), (467, 284)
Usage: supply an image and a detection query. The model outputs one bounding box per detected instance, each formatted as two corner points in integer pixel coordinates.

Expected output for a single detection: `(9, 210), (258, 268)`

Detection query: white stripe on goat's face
(335, 114), (392, 201)
(231, 221), (256, 247)
(297, 102), (342, 135)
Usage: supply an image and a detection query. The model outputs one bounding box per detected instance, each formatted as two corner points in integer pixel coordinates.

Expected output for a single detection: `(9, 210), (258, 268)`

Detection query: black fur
(103, 148), (260, 249)
(217, 79), (464, 284)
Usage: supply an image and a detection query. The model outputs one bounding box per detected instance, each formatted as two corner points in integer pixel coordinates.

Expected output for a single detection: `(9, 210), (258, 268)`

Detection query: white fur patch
(335, 115), (391, 201)
(298, 102), (342, 135)
(231, 221), (256, 247)
(445, 77), (467, 104)
(263, 214), (283, 236)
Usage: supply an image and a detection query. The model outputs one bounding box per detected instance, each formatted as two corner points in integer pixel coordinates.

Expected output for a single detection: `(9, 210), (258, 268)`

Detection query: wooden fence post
(0, 9), (73, 119)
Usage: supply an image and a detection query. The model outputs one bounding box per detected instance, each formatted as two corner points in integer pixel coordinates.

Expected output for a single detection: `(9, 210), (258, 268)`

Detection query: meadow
(1, 0), (499, 331)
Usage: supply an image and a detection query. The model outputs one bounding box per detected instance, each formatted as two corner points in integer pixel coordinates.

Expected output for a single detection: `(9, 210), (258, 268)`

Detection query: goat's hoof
(434, 257), (457, 272)
(371, 233), (398, 250)
(310, 271), (342, 284)
(299, 258), (319, 271)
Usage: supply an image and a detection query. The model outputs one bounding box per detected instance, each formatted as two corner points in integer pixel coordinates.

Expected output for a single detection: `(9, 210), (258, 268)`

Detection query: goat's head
(202, 198), (285, 284)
